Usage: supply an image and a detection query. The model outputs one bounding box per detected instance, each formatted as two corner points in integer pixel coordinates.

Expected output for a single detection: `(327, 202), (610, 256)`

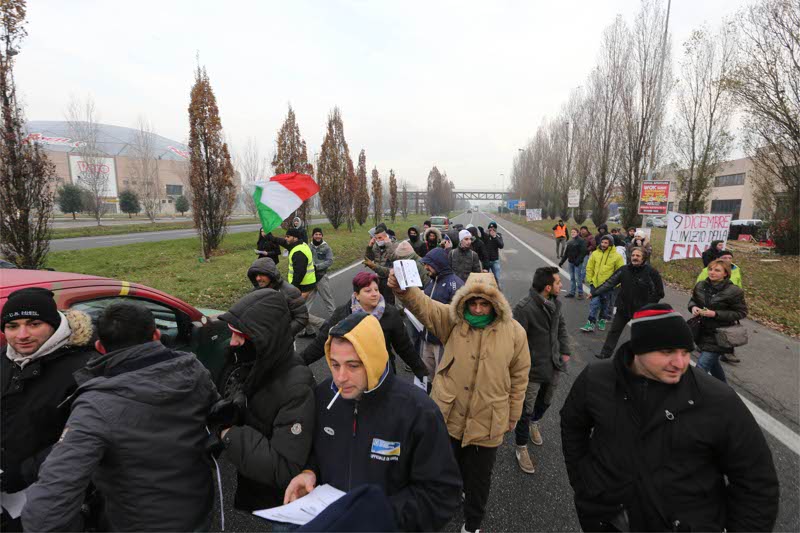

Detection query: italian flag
(253, 173), (320, 233)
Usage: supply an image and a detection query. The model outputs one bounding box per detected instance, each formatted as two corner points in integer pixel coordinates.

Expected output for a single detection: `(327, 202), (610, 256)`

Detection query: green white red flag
(253, 173), (319, 233)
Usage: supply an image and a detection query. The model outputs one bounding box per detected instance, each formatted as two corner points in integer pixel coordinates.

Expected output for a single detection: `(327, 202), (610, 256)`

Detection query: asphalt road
(214, 210), (800, 532)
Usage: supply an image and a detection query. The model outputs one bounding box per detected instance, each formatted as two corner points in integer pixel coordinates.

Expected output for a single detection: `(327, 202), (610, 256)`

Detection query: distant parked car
(0, 269), (240, 396)
(430, 215), (450, 232)
(608, 214), (621, 223)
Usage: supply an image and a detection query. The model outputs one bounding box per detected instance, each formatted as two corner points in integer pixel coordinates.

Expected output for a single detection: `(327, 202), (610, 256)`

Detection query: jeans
(588, 288), (613, 323)
(488, 260), (502, 290)
(697, 351), (727, 382)
(555, 237), (566, 258)
(514, 373), (561, 445)
(568, 263), (584, 296)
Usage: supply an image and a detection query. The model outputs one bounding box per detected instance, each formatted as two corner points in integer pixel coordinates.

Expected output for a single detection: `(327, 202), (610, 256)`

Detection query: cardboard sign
(568, 189), (580, 208)
(638, 181), (670, 215)
(663, 212), (732, 262)
(526, 208), (542, 221)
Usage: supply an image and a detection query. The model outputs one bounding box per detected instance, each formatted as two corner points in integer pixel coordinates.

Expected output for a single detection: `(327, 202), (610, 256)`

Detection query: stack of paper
(393, 260), (423, 290)
(253, 484), (345, 526)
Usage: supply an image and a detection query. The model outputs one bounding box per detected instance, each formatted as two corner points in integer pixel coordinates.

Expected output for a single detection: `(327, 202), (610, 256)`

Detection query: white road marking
(482, 214), (800, 457)
(329, 260), (364, 278)
(108, 237), (146, 242)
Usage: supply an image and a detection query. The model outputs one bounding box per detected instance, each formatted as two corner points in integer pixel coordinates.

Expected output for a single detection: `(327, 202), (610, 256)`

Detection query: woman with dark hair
(689, 259), (748, 383)
(300, 272), (428, 380)
(701, 240), (725, 267)
(256, 228), (280, 264)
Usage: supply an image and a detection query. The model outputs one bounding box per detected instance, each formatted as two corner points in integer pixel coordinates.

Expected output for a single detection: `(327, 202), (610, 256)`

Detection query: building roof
(24, 120), (189, 161)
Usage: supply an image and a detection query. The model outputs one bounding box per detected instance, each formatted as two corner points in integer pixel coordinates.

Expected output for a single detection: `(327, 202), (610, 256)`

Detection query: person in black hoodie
(591, 247), (664, 359)
(284, 312), (462, 532)
(301, 272), (428, 380)
(559, 228), (589, 298)
(594, 223), (610, 248)
(467, 225), (489, 270)
(482, 221), (504, 289)
(213, 289), (316, 512)
(247, 257), (309, 337)
(407, 226), (427, 257)
(256, 228), (281, 264)
(560, 304), (778, 533)
(702, 240), (725, 267)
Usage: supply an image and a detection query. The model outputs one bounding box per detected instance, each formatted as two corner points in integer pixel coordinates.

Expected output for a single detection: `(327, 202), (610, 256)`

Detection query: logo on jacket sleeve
(370, 438), (401, 462)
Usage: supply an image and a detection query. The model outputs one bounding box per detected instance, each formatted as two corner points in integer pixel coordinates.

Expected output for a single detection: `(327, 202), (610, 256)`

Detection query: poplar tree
(272, 105), (314, 226)
(388, 169), (398, 222)
(353, 149), (370, 225)
(371, 167), (382, 226)
(317, 107), (352, 229)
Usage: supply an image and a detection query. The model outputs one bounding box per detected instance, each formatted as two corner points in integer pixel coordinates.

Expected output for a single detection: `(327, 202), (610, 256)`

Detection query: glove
(363, 259), (377, 270)
(207, 391), (247, 428)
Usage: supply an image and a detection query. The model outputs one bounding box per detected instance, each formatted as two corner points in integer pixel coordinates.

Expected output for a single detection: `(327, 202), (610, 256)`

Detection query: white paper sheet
(253, 484), (345, 526)
(1, 490), (27, 519)
(393, 260), (423, 290)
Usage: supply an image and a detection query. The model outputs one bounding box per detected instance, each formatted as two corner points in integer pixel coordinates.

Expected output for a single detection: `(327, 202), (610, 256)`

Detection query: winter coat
(365, 241), (396, 277)
(0, 310), (95, 494)
(370, 245), (430, 289)
(592, 263), (664, 318)
(702, 241), (724, 267)
(398, 274), (531, 447)
(625, 237), (653, 263)
(292, 217), (308, 243)
(513, 290), (571, 384)
(421, 248), (465, 345)
(257, 231), (281, 264)
(23, 341), (219, 532)
(407, 226), (428, 257)
(560, 342), (778, 532)
(218, 289), (316, 511)
(247, 257), (309, 337)
(581, 233), (596, 254)
(301, 302), (429, 379)
(422, 227), (442, 256)
(559, 236), (588, 267)
(482, 230), (504, 262)
(448, 246), (482, 282)
(688, 280), (748, 354)
(309, 239), (334, 279)
(585, 240), (624, 288)
(697, 264), (743, 288)
(308, 313), (462, 531)
(468, 227), (489, 268)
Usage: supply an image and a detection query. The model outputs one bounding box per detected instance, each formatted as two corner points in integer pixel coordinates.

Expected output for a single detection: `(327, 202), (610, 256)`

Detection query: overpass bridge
(404, 189), (510, 214)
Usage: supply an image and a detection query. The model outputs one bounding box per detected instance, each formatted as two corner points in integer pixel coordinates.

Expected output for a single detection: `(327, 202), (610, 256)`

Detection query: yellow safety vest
(288, 242), (316, 286)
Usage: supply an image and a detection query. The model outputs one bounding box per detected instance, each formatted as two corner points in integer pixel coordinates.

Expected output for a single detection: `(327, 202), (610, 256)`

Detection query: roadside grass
(498, 214), (800, 337)
(45, 214), (433, 312)
(50, 218), (260, 239)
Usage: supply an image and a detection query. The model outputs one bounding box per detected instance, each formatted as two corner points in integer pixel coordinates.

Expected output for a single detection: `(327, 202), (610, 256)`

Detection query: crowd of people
(0, 214), (780, 533)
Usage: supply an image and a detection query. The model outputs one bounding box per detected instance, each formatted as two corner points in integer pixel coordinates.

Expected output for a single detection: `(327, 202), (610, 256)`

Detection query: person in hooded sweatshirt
(284, 312), (462, 532)
(423, 226), (443, 255)
(449, 229), (482, 282)
(406, 226), (427, 257)
(418, 247), (464, 377)
(467, 225), (489, 270)
(256, 228), (281, 264)
(1, 288), (95, 532)
(211, 289), (316, 514)
(247, 256), (309, 337)
(292, 216), (308, 243)
(23, 302), (219, 532)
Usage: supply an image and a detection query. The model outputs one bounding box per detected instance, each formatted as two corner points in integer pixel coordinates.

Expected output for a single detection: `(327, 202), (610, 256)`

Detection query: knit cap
(458, 229), (472, 242)
(1, 288), (61, 331)
(629, 303), (695, 355)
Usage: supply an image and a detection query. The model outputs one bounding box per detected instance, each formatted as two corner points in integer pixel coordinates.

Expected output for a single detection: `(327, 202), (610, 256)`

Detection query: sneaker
(580, 321), (595, 333)
(530, 422), (543, 446)
(515, 445), (536, 474)
(721, 354), (741, 364)
(565, 293), (575, 298)
(598, 319), (607, 331)
(461, 524), (481, 533)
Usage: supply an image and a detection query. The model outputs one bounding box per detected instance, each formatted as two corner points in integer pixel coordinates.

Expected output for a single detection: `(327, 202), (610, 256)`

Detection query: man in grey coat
(511, 266), (571, 474)
(304, 227), (336, 336)
(23, 302), (219, 532)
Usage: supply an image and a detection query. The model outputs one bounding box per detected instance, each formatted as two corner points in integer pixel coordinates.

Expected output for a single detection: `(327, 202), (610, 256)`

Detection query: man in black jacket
(467, 225), (489, 270)
(559, 228), (589, 299)
(247, 256), (309, 337)
(284, 312), (462, 532)
(591, 247), (664, 359)
(560, 304), (778, 532)
(214, 289), (316, 513)
(267, 228), (317, 293)
(407, 226), (427, 257)
(1, 288), (95, 532)
(482, 221), (504, 289)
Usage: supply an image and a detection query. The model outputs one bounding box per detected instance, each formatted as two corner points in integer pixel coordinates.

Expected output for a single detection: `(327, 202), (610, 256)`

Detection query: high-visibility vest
(554, 225), (567, 238)
(288, 242), (316, 286)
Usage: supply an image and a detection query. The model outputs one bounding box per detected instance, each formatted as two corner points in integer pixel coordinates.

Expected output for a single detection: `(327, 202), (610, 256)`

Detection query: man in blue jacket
(284, 312), (462, 532)
(418, 247), (464, 377)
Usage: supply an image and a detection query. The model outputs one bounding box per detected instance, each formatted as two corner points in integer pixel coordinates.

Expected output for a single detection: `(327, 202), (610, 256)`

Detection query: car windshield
(430, 217), (447, 225)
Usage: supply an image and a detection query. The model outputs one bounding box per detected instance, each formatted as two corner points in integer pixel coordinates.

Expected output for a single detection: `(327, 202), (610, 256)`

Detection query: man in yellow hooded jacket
(389, 272), (530, 533)
(581, 235), (624, 333)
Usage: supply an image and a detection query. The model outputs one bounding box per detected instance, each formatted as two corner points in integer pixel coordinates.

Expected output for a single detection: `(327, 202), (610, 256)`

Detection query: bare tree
(66, 95), (110, 225)
(619, 0), (673, 228)
(670, 24), (736, 213)
(728, 0), (799, 254)
(0, 0), (56, 268)
(129, 116), (161, 222)
(568, 87), (596, 224)
(187, 65), (237, 259)
(237, 137), (265, 217)
(400, 180), (409, 219)
(371, 167), (382, 225)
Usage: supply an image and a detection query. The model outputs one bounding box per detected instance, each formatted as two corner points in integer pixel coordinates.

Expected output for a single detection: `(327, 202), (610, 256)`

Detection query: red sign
(638, 181), (670, 215)
(737, 234), (753, 242)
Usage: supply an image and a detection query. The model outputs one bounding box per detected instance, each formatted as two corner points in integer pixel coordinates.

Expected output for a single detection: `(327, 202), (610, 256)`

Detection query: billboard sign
(638, 180), (670, 215)
(507, 199), (519, 210)
(568, 189), (579, 208)
(663, 212), (732, 262)
(526, 209), (542, 221)
(517, 200), (526, 210)
(69, 155), (118, 198)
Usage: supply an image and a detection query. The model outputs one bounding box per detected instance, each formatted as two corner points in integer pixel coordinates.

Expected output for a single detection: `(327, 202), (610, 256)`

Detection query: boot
(530, 422), (543, 446)
(515, 445), (536, 474)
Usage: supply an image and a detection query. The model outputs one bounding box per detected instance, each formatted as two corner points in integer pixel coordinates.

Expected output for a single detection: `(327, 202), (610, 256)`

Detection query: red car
(1, 270), (240, 395)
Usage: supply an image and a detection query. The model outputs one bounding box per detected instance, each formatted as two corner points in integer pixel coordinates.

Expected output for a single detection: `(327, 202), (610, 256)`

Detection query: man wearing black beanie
(560, 303), (778, 532)
(265, 226), (317, 294)
(1, 288), (95, 531)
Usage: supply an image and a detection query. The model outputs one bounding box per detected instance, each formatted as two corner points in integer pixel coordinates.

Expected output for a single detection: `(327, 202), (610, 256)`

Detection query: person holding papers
(389, 272), (530, 533)
(284, 312), (462, 531)
(300, 272), (428, 380)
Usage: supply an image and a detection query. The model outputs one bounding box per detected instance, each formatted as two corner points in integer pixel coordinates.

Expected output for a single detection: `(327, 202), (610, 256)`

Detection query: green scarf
(464, 310), (495, 329)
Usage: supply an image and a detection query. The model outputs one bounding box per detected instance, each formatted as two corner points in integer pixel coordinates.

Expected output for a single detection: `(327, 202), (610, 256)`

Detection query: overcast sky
(18, 0), (748, 190)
